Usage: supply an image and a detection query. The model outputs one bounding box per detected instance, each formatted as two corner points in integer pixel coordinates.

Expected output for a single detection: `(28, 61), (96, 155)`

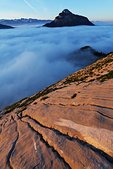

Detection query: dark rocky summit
(44, 9), (94, 27)
(0, 23), (13, 29)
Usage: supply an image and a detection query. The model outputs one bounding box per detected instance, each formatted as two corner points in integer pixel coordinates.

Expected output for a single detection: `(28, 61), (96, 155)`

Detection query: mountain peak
(44, 9), (94, 27)
(62, 9), (72, 14)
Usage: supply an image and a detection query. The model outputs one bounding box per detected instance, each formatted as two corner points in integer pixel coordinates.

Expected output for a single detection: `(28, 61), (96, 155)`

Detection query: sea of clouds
(0, 25), (113, 109)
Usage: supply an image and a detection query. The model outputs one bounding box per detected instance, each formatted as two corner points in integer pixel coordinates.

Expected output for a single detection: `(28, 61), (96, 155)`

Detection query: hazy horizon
(0, 18), (113, 23)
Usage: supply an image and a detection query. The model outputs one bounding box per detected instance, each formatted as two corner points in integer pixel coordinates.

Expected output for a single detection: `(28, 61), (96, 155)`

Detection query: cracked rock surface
(0, 53), (113, 169)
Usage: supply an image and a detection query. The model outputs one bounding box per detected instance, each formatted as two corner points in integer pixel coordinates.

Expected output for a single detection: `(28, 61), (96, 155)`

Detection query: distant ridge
(0, 18), (52, 26)
(44, 9), (94, 27)
(0, 23), (13, 29)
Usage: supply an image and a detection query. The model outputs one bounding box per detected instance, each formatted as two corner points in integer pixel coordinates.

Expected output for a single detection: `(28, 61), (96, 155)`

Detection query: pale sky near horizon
(0, 0), (113, 21)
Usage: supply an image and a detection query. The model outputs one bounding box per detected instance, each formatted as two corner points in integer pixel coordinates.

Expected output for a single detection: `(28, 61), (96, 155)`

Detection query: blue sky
(0, 0), (113, 21)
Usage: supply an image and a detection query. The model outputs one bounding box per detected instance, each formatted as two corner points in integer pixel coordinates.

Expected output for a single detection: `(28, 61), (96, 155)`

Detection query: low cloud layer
(0, 25), (113, 109)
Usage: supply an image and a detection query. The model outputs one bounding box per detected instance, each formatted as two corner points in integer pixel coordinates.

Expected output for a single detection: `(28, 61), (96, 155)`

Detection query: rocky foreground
(0, 53), (113, 169)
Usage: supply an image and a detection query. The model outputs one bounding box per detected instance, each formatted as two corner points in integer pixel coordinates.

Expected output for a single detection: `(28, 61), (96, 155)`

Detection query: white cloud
(0, 25), (113, 109)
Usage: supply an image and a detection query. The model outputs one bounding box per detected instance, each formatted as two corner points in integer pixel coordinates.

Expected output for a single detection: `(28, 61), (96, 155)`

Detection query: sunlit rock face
(0, 53), (113, 169)
(44, 9), (94, 27)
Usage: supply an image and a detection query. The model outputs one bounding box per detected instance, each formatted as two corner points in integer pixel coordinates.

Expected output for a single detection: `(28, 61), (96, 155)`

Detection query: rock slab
(0, 53), (113, 169)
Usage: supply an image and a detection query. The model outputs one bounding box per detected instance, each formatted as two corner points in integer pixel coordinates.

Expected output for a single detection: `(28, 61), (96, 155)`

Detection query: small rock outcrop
(44, 9), (94, 27)
(0, 23), (14, 29)
(67, 46), (106, 67)
(0, 53), (113, 168)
